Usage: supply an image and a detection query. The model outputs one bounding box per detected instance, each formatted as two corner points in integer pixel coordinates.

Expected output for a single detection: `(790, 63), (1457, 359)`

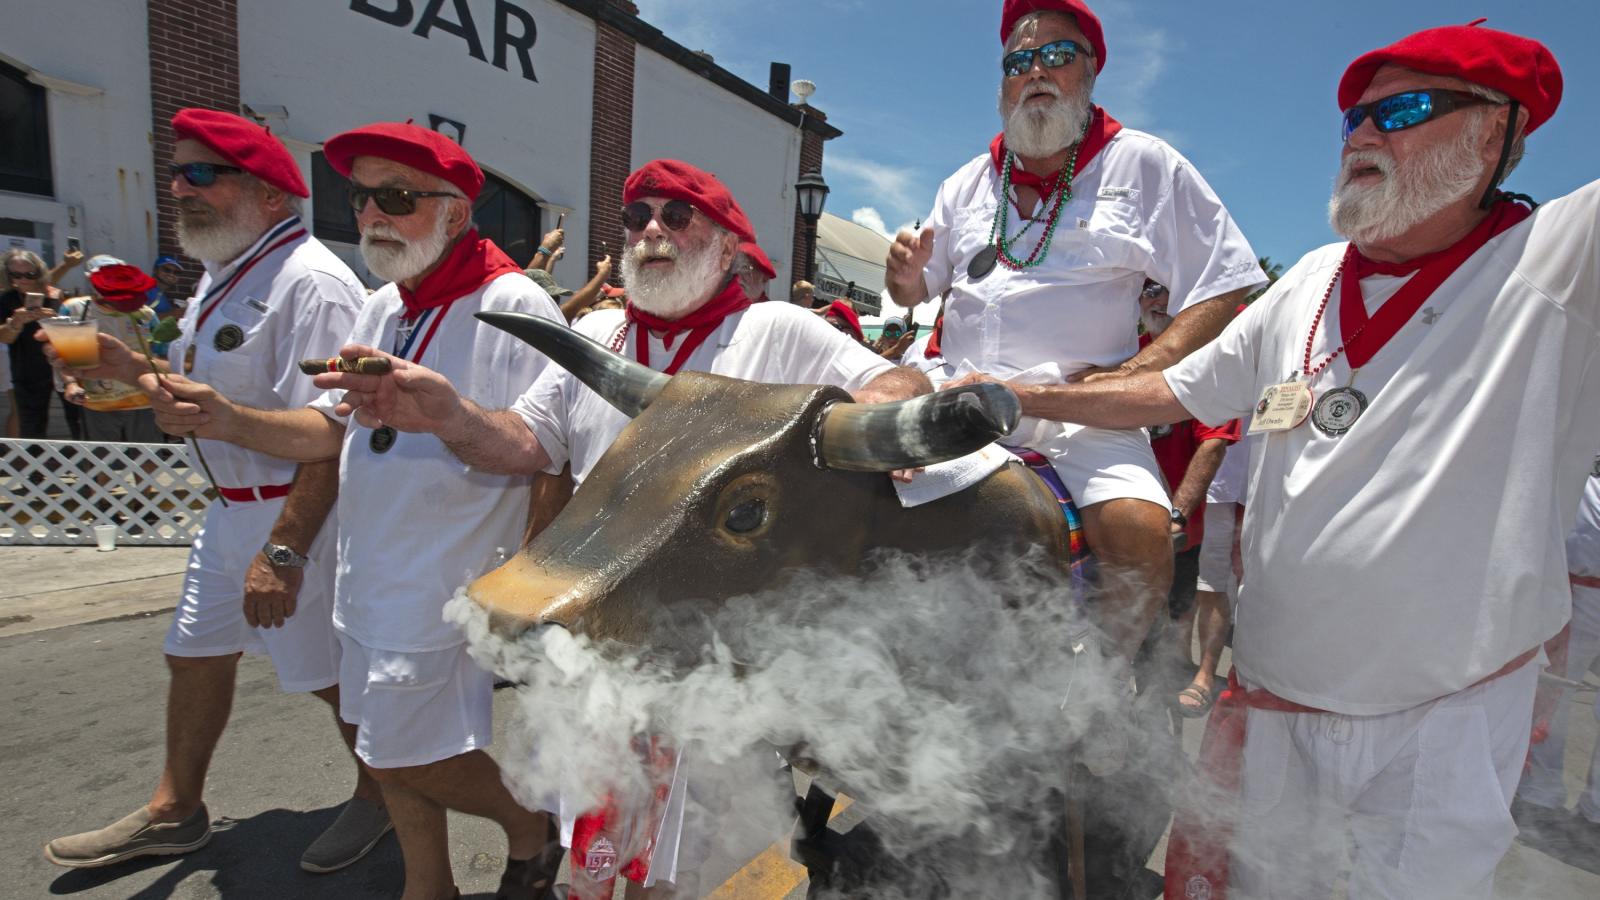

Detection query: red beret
(823, 300), (864, 341)
(740, 242), (777, 279)
(1000, 0), (1106, 74)
(322, 122), (485, 200)
(623, 160), (757, 243)
(1339, 20), (1563, 134)
(171, 108), (309, 198)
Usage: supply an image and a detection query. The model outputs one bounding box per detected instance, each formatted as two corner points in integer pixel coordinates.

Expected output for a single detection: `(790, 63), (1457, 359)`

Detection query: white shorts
(1232, 658), (1538, 900)
(1195, 501), (1239, 594)
(163, 497), (339, 693)
(336, 632), (494, 769)
(1023, 417), (1170, 511)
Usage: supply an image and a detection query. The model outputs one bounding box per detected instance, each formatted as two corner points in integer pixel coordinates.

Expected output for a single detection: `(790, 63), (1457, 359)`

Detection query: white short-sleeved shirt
(309, 272), (563, 652)
(1205, 432), (1251, 506)
(514, 301), (895, 487)
(920, 129), (1265, 379)
(1165, 179), (1600, 715)
(1566, 458), (1600, 579)
(168, 216), (365, 489)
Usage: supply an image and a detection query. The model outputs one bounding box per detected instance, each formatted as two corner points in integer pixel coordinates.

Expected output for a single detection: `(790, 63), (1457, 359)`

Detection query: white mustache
(1340, 151), (1394, 185)
(1020, 82), (1062, 103)
(362, 223), (404, 243)
(630, 238), (679, 263)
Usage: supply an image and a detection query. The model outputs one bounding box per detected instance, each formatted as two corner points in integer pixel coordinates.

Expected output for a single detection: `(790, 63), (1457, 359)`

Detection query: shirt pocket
(1047, 197), (1147, 271)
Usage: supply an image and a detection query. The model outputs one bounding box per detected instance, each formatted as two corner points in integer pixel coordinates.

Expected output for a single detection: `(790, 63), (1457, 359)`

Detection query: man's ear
(719, 232), (738, 271)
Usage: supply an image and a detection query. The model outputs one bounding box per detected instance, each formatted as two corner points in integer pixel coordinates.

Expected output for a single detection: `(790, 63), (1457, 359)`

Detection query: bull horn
(476, 311), (667, 418)
(815, 383), (1021, 472)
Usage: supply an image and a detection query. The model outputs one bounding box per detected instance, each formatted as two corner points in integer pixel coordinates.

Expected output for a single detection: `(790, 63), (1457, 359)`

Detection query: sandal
(1174, 682), (1215, 719)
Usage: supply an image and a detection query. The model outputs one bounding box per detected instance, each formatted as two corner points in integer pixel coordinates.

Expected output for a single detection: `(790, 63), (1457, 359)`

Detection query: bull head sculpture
(465, 312), (1036, 645)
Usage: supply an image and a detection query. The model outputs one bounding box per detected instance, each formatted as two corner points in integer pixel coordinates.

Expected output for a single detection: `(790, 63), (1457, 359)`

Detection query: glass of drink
(39, 317), (101, 369)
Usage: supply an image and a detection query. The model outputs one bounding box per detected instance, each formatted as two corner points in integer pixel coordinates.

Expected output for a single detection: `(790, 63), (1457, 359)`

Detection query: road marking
(706, 794), (853, 899)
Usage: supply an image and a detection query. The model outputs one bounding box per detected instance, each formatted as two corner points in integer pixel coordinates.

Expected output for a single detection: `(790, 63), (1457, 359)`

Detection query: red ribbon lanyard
(621, 280), (751, 376)
(192, 221), (306, 333)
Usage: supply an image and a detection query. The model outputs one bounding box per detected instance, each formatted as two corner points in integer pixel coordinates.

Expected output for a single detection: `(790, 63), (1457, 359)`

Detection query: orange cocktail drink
(39, 317), (101, 369)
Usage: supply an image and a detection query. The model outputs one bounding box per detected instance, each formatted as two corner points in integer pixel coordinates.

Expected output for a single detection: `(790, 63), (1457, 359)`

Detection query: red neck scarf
(989, 105), (1124, 195)
(1337, 198), (1533, 368)
(925, 316), (944, 358)
(397, 229), (522, 320)
(623, 278), (752, 374)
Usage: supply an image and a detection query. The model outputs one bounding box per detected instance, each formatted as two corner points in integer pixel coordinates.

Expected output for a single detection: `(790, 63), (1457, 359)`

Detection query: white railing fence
(1, 439), (212, 545)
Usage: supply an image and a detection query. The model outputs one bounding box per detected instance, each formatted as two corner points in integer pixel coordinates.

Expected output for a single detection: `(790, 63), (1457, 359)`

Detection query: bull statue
(466, 312), (1117, 898)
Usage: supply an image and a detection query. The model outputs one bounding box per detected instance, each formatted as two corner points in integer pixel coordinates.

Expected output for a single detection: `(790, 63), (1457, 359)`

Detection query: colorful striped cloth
(1007, 447), (1096, 590)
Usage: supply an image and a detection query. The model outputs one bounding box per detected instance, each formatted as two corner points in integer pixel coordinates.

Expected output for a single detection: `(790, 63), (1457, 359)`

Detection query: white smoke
(447, 547), (1143, 896)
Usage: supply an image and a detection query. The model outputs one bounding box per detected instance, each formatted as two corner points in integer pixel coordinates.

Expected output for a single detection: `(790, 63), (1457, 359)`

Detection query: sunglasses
(622, 200), (697, 233)
(170, 162), (245, 187)
(1141, 283), (1167, 299)
(1002, 39), (1090, 78)
(348, 185), (463, 216)
(7, 268), (41, 279)
(1341, 90), (1495, 142)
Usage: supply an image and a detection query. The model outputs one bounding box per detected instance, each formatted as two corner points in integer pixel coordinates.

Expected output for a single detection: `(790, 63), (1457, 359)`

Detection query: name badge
(1249, 380), (1313, 434)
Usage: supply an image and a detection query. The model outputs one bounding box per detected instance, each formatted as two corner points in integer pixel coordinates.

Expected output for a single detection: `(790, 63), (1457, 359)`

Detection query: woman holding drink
(0, 247), (68, 438)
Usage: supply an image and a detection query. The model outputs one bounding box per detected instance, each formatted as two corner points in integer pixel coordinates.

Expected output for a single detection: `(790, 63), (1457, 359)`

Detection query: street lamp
(795, 170), (829, 282)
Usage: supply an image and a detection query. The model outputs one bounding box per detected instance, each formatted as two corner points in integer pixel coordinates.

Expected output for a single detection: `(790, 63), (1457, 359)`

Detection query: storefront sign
(351, 0), (539, 82)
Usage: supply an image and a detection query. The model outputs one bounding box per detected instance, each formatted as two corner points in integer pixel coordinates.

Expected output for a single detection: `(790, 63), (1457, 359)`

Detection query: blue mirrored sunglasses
(169, 162), (246, 187)
(1341, 89), (1494, 142)
(1002, 39), (1089, 78)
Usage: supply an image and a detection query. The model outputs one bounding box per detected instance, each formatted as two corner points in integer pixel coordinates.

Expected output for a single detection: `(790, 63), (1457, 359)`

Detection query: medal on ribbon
(1311, 386), (1367, 436)
(369, 425), (397, 454)
(213, 324), (244, 352)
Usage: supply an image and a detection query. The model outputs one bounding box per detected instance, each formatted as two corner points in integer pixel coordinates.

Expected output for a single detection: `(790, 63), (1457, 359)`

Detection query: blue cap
(154, 255), (184, 271)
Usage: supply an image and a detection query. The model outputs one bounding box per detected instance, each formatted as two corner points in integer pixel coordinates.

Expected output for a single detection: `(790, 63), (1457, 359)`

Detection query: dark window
(0, 61), (53, 196)
(310, 151), (361, 245)
(474, 172), (542, 267)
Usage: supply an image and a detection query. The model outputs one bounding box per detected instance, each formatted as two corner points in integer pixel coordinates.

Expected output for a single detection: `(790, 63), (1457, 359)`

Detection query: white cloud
(827, 154), (925, 221)
(851, 207), (919, 241)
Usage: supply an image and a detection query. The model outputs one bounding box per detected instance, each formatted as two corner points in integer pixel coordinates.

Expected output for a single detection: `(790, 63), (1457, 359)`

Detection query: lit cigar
(298, 357), (393, 375)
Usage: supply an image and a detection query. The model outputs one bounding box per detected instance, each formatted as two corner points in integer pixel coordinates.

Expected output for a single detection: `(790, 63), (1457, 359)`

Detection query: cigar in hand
(299, 357), (393, 375)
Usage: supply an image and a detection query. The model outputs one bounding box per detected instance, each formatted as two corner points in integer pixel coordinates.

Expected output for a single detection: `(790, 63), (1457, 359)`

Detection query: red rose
(89, 264), (159, 314)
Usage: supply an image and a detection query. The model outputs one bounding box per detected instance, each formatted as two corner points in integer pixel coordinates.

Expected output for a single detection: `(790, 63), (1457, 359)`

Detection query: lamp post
(795, 170), (829, 283)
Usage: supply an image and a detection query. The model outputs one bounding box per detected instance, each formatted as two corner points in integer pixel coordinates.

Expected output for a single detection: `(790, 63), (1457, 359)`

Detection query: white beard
(175, 199), (274, 265)
(1140, 310), (1171, 337)
(361, 214), (454, 285)
(621, 233), (730, 319)
(999, 78), (1092, 159)
(1328, 114), (1490, 244)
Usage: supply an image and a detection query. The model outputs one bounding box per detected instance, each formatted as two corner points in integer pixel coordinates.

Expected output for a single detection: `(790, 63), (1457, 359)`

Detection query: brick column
(148, 0), (240, 284)
(587, 0), (639, 284)
(792, 104), (829, 293)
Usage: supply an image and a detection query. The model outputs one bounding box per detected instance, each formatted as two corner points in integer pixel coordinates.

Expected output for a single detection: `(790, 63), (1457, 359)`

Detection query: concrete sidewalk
(0, 544), (191, 638)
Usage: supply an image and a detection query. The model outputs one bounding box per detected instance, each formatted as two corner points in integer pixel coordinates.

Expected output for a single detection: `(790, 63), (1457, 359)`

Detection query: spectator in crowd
(821, 298), (866, 346)
(146, 255), (188, 321)
(142, 121), (567, 900)
(529, 226), (564, 272)
(874, 315), (917, 361)
(791, 278), (814, 307)
(1515, 451), (1600, 844)
(527, 257), (614, 322)
(47, 246), (86, 292)
(1137, 281), (1241, 717)
(0, 248), (69, 438)
(56, 261), (165, 443)
(1185, 430), (1248, 713)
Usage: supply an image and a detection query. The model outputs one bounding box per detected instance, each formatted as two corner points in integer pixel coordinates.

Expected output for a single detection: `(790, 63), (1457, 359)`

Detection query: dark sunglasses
(1341, 90), (1495, 142)
(1141, 283), (1167, 299)
(169, 162), (245, 187)
(622, 200), (696, 232)
(1002, 39), (1090, 78)
(7, 268), (41, 279)
(348, 185), (463, 216)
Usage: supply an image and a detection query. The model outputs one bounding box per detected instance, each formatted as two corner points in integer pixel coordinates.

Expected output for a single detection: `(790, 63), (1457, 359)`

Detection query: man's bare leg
(372, 750), (557, 898)
(1179, 588), (1230, 713)
(147, 653), (238, 822)
(375, 777), (455, 900)
(309, 684), (384, 806)
(1079, 498), (1174, 660)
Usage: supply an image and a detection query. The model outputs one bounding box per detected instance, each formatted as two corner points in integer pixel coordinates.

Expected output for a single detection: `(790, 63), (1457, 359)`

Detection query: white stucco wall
(0, 0), (156, 291)
(631, 48), (801, 296)
(237, 0), (596, 285)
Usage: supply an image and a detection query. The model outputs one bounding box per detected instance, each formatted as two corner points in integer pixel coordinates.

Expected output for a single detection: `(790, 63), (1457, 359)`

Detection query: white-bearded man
(302, 158), (929, 896)
(42, 109), (381, 875)
(948, 21), (1592, 900)
(886, 0), (1265, 669)
(139, 122), (567, 900)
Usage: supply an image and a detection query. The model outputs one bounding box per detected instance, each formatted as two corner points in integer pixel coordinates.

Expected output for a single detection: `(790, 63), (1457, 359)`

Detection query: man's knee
(1082, 498), (1173, 568)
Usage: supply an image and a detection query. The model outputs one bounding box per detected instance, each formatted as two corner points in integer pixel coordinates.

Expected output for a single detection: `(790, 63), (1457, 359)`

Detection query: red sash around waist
(216, 483), (292, 503)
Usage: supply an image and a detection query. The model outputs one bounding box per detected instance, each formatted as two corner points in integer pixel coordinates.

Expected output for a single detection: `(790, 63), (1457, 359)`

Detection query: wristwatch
(261, 543), (309, 568)
(1170, 509), (1188, 527)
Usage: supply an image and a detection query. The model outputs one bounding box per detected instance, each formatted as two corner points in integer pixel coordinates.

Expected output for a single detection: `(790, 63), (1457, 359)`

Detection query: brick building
(0, 0), (840, 300)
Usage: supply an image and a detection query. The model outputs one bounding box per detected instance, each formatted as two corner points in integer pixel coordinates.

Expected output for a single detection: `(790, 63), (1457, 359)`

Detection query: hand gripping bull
(466, 312), (1109, 898)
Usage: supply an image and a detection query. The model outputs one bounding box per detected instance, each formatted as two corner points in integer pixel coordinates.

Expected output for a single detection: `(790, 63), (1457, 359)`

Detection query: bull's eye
(725, 498), (767, 534)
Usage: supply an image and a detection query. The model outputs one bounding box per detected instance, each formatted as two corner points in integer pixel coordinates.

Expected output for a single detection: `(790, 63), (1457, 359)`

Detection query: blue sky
(634, 0), (1598, 268)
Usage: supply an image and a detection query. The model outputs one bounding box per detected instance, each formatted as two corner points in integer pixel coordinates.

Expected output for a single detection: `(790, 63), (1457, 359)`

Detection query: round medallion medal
(1311, 386), (1367, 436)
(213, 324), (245, 352)
(967, 245), (999, 281)
(369, 425), (397, 454)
